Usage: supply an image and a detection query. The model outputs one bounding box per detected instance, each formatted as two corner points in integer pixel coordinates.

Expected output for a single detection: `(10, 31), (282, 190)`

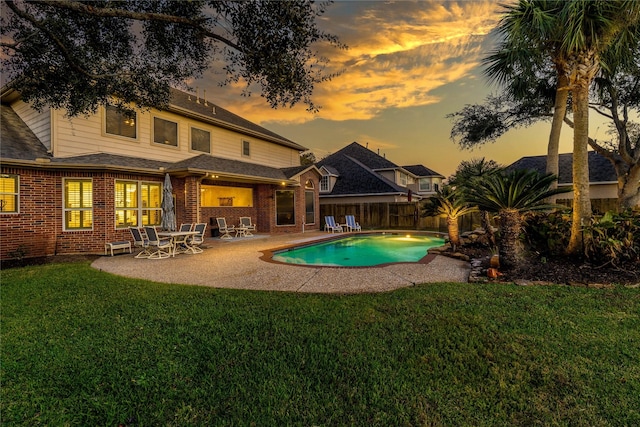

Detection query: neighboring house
(0, 87), (321, 260)
(508, 151), (627, 208)
(315, 142), (445, 228)
(316, 142), (444, 204)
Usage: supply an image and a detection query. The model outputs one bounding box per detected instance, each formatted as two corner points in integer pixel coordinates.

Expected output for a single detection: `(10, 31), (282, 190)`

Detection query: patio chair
(189, 223), (207, 253)
(173, 223), (193, 254)
(345, 215), (361, 232)
(324, 216), (343, 233)
(216, 217), (235, 240)
(143, 226), (172, 259)
(239, 217), (256, 236)
(129, 227), (151, 258)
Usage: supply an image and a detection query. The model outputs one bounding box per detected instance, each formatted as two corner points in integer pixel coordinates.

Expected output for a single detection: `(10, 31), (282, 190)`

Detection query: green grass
(2, 262), (639, 426)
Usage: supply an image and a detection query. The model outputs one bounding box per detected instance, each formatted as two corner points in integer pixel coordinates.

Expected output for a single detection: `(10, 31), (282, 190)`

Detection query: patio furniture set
(128, 223), (207, 260)
(324, 215), (361, 233)
(216, 217), (257, 240)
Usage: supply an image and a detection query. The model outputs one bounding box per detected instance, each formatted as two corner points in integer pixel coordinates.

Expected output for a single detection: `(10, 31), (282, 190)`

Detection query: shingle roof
(402, 164), (445, 178)
(317, 152), (406, 196)
(170, 154), (289, 181)
(508, 152), (617, 184)
(0, 105), (50, 161)
(168, 88), (306, 151)
(329, 142), (399, 170)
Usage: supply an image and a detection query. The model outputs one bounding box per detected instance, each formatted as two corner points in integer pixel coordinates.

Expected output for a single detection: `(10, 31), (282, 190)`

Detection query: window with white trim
(0, 174), (19, 213)
(419, 179), (430, 191)
(320, 175), (329, 192)
(64, 178), (93, 230)
(305, 180), (315, 224)
(153, 117), (178, 146)
(115, 180), (162, 228)
(105, 105), (137, 139)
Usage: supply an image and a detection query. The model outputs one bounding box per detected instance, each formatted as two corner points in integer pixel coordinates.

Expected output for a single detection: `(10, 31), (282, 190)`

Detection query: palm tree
(484, 0), (640, 255)
(465, 169), (570, 269)
(448, 158), (502, 246)
(421, 186), (477, 252)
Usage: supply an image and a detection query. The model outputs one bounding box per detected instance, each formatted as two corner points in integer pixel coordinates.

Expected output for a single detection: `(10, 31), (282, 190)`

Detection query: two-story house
(316, 142), (444, 228)
(0, 86), (321, 260)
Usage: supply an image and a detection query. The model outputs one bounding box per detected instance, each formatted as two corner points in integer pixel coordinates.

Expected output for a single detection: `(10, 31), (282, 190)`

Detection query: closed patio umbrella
(160, 173), (176, 231)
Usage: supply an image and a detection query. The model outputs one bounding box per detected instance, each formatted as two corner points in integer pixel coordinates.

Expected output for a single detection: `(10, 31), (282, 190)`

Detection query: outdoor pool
(271, 233), (445, 267)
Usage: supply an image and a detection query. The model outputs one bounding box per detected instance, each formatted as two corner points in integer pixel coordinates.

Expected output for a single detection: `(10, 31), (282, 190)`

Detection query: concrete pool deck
(92, 231), (471, 293)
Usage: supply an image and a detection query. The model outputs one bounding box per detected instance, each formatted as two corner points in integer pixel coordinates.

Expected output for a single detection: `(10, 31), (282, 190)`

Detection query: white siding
(50, 106), (301, 167)
(11, 101), (51, 150)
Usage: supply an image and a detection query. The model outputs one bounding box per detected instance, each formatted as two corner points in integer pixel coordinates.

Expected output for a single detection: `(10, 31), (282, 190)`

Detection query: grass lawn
(2, 262), (639, 426)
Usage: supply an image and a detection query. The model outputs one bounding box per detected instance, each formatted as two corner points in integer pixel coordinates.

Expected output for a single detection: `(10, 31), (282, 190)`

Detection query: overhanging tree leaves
(0, 0), (344, 116)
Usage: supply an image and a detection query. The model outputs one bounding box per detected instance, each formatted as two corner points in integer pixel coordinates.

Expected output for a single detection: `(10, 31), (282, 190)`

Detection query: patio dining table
(158, 230), (198, 257)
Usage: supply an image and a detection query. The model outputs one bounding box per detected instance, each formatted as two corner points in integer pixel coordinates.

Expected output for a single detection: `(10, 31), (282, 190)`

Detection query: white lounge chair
(239, 217), (256, 236)
(345, 215), (361, 232)
(216, 217), (235, 239)
(129, 227), (151, 258)
(324, 216), (343, 233)
(143, 226), (172, 259)
(189, 223), (207, 253)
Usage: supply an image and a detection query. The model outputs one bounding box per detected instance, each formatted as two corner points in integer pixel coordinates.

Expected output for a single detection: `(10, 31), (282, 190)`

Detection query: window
(320, 175), (330, 192)
(154, 117), (178, 146)
(191, 127), (211, 153)
(400, 173), (408, 186)
(201, 185), (253, 207)
(305, 191), (315, 224)
(434, 183), (439, 192)
(242, 140), (250, 157)
(276, 190), (295, 225)
(419, 179), (430, 191)
(114, 180), (162, 228)
(64, 179), (93, 230)
(0, 174), (19, 213)
(105, 105), (137, 139)
(304, 180), (315, 224)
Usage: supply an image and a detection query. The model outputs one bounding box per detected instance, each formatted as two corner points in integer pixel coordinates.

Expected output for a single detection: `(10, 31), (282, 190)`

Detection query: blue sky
(193, 0), (594, 177)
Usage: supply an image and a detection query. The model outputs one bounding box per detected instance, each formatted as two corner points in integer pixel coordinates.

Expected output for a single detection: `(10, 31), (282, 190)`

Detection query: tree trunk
(447, 216), (460, 251)
(480, 210), (495, 246)
(546, 72), (569, 204)
(619, 162), (640, 209)
(567, 59), (594, 255)
(498, 209), (522, 270)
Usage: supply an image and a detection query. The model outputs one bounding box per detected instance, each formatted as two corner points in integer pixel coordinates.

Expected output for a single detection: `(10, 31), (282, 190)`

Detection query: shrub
(583, 210), (640, 268)
(523, 211), (571, 257)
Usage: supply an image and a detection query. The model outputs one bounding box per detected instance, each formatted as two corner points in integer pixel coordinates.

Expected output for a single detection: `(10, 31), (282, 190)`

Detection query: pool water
(272, 234), (445, 267)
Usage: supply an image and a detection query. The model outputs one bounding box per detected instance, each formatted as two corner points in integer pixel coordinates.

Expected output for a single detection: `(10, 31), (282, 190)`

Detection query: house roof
(317, 152), (407, 196)
(0, 105), (301, 184)
(0, 105), (50, 161)
(167, 88), (306, 151)
(508, 152), (617, 184)
(330, 142), (399, 170)
(402, 164), (445, 178)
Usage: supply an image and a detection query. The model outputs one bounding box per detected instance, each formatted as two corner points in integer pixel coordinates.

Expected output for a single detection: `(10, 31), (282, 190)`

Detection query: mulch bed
(458, 244), (640, 286)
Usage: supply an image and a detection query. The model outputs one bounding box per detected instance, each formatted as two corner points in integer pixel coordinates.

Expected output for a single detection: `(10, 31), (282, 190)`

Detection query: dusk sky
(198, 0), (599, 177)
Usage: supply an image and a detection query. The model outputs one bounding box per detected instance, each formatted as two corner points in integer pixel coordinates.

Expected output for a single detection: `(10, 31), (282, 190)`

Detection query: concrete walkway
(92, 232), (471, 294)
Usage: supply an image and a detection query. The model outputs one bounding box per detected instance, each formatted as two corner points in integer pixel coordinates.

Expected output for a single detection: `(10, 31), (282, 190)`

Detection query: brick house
(0, 87), (321, 260)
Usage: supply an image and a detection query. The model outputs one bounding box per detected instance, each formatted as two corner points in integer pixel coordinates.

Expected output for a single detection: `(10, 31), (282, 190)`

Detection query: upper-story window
(399, 173), (408, 186)
(64, 178), (93, 230)
(105, 105), (137, 139)
(419, 178), (430, 191)
(191, 127), (211, 153)
(320, 175), (330, 192)
(434, 183), (439, 192)
(0, 174), (19, 213)
(242, 140), (251, 157)
(153, 117), (178, 147)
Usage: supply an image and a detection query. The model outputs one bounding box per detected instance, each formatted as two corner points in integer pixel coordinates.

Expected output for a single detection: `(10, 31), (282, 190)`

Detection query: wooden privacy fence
(320, 198), (622, 232)
(320, 202), (482, 232)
